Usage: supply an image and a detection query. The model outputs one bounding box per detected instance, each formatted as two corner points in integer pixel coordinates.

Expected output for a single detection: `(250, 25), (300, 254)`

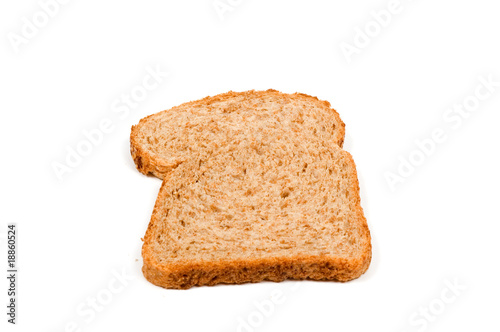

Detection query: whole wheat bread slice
(142, 133), (371, 289)
(130, 89), (345, 179)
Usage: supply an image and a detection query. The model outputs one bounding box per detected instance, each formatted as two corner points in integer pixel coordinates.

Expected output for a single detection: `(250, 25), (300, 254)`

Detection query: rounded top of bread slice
(131, 89), (345, 179)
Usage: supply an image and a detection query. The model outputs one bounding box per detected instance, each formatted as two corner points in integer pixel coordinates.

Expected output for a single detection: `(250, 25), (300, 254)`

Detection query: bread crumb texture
(135, 90), (370, 289)
(131, 89), (345, 179)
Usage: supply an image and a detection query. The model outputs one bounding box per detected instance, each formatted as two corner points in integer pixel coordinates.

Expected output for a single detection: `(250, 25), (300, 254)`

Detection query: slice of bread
(142, 133), (371, 289)
(130, 89), (345, 179)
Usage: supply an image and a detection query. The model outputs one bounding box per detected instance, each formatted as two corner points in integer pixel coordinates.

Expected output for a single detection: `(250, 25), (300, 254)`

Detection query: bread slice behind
(131, 89), (345, 179)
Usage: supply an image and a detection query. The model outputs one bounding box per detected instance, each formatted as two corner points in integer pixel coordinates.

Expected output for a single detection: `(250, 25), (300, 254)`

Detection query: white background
(1, 0), (500, 331)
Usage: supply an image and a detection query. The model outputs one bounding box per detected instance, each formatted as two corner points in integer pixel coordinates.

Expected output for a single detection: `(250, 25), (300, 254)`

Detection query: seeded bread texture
(142, 134), (371, 289)
(130, 89), (345, 179)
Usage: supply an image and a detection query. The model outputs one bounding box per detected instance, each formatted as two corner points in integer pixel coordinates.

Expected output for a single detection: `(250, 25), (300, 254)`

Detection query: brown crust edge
(130, 89), (346, 179)
(141, 149), (371, 290)
(130, 130), (177, 179)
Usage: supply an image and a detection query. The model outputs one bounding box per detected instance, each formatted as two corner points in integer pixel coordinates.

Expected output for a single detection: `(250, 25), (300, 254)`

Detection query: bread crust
(142, 254), (369, 290)
(130, 89), (346, 179)
(141, 149), (371, 289)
